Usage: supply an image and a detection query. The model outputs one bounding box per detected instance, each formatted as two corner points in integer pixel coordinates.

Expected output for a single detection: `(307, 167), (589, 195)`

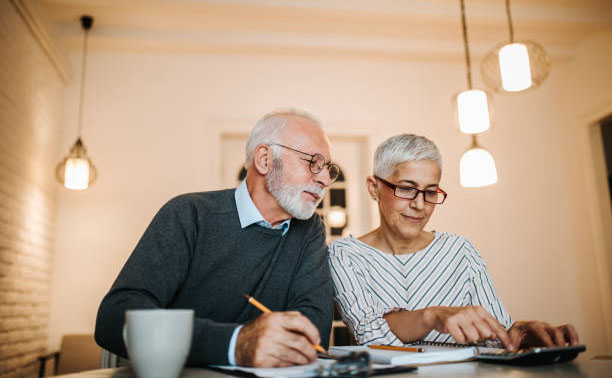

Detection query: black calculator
(476, 344), (586, 366)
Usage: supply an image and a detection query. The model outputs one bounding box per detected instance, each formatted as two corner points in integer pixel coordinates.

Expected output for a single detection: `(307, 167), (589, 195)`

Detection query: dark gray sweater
(94, 189), (332, 366)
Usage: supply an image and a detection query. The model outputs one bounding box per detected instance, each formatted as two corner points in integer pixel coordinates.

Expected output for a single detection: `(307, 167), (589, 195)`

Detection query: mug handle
(122, 323), (129, 350)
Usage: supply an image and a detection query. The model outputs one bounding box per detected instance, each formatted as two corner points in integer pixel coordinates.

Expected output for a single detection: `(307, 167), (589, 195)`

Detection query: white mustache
(302, 185), (324, 199)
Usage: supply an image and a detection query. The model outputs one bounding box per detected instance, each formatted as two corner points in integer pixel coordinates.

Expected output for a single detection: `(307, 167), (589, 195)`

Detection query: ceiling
(33, 0), (612, 60)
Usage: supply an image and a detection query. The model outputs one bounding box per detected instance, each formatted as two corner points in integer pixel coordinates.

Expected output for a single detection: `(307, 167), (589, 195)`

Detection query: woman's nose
(410, 192), (426, 209)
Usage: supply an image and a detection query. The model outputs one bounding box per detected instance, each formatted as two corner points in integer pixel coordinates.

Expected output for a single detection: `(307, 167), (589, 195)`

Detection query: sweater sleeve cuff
(187, 319), (240, 366)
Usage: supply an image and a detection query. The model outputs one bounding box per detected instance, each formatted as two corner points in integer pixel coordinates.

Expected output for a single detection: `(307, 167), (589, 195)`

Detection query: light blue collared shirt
(227, 180), (291, 365)
(234, 179), (291, 236)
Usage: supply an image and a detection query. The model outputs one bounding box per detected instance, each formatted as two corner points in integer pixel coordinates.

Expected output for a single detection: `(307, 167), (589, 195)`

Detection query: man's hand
(425, 306), (514, 350)
(235, 311), (321, 367)
(508, 321), (579, 350)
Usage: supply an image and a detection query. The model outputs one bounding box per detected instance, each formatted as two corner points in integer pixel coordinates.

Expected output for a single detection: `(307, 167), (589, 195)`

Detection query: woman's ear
(366, 176), (379, 202)
(253, 144), (271, 175)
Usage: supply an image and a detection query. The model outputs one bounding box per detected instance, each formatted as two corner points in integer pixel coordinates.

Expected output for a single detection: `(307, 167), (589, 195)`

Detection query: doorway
(600, 115), (612, 202)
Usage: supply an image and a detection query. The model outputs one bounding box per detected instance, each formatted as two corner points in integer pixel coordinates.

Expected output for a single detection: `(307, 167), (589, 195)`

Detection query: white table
(58, 359), (612, 378)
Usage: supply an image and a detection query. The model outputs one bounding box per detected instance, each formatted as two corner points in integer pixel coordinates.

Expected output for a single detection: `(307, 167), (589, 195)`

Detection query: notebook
(331, 342), (586, 366)
(330, 345), (478, 365)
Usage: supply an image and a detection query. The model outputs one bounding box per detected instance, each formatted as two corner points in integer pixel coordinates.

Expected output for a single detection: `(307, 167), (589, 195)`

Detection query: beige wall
(0, 1), (65, 376)
(46, 24), (612, 359)
(555, 31), (612, 354)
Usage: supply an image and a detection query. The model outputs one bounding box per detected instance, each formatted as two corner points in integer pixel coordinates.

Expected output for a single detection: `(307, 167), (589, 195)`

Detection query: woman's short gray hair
(245, 109), (320, 168)
(374, 134), (442, 179)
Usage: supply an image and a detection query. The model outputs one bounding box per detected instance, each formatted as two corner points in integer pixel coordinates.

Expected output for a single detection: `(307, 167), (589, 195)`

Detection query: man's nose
(314, 167), (332, 187)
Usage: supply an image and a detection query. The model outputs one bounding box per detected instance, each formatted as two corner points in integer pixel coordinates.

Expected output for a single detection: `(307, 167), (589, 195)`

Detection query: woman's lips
(402, 214), (423, 223)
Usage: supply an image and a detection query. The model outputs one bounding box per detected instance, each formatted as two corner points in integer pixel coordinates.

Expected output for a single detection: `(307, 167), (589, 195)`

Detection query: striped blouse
(328, 231), (513, 345)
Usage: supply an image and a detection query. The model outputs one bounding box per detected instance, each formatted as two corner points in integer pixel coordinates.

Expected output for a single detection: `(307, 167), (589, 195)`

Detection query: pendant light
(460, 135), (498, 188)
(481, 0), (551, 93)
(455, 0), (498, 188)
(454, 0), (492, 134)
(55, 15), (98, 190)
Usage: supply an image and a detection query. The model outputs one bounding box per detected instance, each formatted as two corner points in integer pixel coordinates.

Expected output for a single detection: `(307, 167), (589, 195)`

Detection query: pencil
(368, 345), (425, 353)
(243, 294), (327, 354)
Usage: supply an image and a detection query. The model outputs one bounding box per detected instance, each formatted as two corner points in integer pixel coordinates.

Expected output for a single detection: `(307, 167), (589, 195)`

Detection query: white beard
(266, 157), (324, 220)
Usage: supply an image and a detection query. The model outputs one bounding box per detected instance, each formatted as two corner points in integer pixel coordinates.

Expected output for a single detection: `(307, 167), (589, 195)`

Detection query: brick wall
(0, 0), (66, 376)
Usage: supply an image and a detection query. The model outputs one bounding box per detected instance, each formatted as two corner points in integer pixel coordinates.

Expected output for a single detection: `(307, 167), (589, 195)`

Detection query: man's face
(266, 116), (333, 219)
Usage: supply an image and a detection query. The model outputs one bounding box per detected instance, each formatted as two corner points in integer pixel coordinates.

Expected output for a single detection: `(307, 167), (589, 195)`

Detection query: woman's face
(371, 160), (442, 241)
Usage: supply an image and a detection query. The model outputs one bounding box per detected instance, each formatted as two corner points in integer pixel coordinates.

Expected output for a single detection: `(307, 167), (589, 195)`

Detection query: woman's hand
(424, 306), (514, 350)
(508, 321), (579, 349)
(384, 306), (513, 350)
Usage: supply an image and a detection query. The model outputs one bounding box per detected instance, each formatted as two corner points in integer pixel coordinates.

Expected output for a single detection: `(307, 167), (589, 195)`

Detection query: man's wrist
(227, 325), (243, 366)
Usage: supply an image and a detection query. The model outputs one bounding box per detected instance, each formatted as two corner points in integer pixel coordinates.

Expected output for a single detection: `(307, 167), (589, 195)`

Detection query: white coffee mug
(123, 309), (194, 378)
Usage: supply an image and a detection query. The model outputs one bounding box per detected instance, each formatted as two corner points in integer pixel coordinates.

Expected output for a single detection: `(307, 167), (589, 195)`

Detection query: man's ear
(366, 176), (379, 202)
(253, 144), (271, 175)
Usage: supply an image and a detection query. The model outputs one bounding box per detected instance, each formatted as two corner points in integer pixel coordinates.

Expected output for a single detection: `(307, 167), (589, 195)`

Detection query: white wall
(48, 32), (612, 356)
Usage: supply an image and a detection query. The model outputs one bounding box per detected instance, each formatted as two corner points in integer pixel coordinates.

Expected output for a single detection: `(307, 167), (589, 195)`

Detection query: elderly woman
(328, 134), (579, 351)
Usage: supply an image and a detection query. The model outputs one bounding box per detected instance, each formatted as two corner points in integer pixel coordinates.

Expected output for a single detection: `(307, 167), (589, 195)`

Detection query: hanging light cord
(77, 19), (92, 139)
(505, 0), (515, 43)
(459, 0), (473, 90)
(471, 134), (478, 147)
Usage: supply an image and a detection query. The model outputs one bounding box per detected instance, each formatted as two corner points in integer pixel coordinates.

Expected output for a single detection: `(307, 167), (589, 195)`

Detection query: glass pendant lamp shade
(64, 159), (89, 190)
(498, 43), (531, 91)
(460, 144), (498, 188)
(55, 15), (98, 190)
(455, 89), (491, 134)
(482, 39), (550, 93)
(481, 0), (550, 93)
(56, 138), (98, 190)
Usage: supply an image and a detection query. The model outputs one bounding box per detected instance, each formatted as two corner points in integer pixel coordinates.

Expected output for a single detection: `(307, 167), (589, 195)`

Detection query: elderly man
(95, 110), (339, 367)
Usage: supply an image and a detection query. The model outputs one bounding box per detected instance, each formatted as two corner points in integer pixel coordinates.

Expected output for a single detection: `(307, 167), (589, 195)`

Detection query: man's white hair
(245, 109), (321, 168)
(374, 134), (442, 179)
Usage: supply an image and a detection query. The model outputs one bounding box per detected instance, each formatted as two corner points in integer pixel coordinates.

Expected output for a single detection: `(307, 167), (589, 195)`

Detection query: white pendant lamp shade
(64, 158), (90, 190)
(455, 0), (492, 135)
(499, 43), (532, 92)
(460, 146), (498, 188)
(456, 89), (491, 134)
(56, 138), (98, 190)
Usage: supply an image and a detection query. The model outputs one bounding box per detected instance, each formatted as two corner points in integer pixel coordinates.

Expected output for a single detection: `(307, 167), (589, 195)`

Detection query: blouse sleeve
(464, 239), (514, 329)
(328, 242), (403, 345)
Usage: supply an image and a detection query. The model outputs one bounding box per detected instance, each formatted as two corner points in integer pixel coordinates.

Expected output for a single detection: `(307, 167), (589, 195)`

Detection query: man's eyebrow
(312, 151), (333, 162)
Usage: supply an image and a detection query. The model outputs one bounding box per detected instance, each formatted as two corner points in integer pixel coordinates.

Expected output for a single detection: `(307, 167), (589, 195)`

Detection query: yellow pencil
(243, 294), (328, 354)
(368, 345), (425, 353)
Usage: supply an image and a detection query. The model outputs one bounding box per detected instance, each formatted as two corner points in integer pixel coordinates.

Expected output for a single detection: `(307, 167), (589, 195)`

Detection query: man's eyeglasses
(375, 176), (447, 204)
(271, 144), (340, 183)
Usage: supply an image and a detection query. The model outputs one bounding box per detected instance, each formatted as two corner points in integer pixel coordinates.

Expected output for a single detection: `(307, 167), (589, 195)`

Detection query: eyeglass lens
(310, 154), (340, 182)
(395, 187), (444, 204)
